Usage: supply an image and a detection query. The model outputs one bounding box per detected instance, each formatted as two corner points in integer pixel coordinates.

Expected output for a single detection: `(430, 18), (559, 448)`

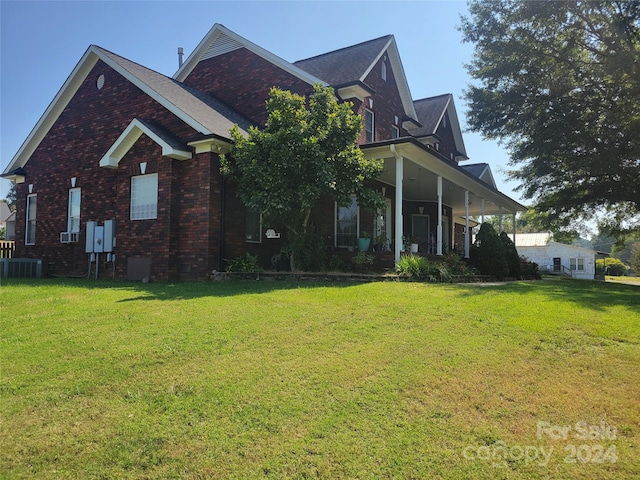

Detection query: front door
(553, 257), (561, 272)
(412, 215), (430, 251)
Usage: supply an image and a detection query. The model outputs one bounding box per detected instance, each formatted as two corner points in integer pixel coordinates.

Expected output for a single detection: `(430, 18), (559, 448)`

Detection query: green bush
(287, 227), (327, 271)
(470, 223), (509, 280)
(395, 254), (450, 281)
(520, 256), (541, 279)
(225, 253), (262, 273)
(439, 252), (478, 276)
(596, 258), (628, 276)
(500, 231), (522, 278)
(351, 252), (374, 272)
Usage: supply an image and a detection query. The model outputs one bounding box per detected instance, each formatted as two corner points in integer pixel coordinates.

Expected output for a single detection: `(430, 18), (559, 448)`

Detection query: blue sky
(0, 0), (523, 204)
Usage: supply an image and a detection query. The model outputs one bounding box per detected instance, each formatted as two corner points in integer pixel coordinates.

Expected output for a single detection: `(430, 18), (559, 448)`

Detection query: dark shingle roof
(293, 35), (392, 86)
(461, 163), (488, 178)
(410, 94), (451, 137)
(96, 46), (252, 137)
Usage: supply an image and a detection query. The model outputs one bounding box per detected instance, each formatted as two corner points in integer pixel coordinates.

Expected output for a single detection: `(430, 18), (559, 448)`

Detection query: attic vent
(201, 33), (243, 61)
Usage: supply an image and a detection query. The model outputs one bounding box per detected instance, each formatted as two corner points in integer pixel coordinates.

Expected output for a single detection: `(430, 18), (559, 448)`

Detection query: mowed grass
(1, 278), (639, 479)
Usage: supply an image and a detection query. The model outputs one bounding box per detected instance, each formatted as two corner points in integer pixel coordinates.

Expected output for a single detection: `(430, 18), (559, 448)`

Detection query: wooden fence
(0, 240), (15, 259)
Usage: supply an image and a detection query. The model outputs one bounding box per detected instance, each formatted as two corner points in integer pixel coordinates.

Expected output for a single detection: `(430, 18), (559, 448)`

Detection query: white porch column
(464, 190), (470, 258)
(393, 149), (404, 264)
(498, 206), (503, 233)
(512, 212), (517, 245)
(436, 175), (443, 255)
(481, 198), (485, 224)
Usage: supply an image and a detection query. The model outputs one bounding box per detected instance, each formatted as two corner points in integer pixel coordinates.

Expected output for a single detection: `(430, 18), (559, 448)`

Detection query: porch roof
(361, 138), (526, 217)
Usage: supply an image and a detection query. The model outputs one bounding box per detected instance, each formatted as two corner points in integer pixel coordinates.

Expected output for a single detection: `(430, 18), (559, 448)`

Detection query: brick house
(2, 24), (524, 281)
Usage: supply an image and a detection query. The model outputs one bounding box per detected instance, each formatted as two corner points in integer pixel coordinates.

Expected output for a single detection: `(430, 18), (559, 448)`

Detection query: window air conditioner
(60, 232), (79, 243)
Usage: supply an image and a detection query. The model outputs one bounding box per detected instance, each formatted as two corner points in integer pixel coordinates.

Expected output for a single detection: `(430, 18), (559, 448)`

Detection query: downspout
(219, 165), (226, 272)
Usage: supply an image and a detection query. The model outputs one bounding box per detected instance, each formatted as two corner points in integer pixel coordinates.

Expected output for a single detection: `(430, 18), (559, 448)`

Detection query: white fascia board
(360, 37), (419, 125)
(174, 24), (326, 87)
(2, 47), (100, 175)
(94, 47), (212, 135)
(337, 84), (371, 101)
(188, 137), (233, 155)
(99, 119), (192, 168)
(442, 96), (468, 159)
(366, 142), (525, 214)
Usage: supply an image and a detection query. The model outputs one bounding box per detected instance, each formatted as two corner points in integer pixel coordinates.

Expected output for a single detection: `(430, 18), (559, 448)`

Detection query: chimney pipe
(178, 47), (184, 68)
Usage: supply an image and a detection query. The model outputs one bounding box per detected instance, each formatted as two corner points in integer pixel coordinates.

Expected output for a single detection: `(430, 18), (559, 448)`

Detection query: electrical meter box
(85, 220), (115, 253)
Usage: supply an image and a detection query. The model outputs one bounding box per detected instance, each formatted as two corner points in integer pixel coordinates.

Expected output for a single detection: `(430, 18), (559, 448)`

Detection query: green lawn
(1, 278), (639, 479)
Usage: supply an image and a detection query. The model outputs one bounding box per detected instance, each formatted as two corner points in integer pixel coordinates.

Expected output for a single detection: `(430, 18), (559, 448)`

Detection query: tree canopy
(221, 84), (384, 267)
(460, 0), (640, 237)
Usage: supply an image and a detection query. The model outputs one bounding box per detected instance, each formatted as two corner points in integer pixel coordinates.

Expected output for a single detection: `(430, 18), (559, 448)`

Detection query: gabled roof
(3, 45), (251, 176)
(294, 35), (419, 124)
(100, 118), (192, 168)
(411, 94), (468, 160)
(461, 163), (496, 188)
(293, 36), (393, 86)
(174, 23), (324, 86)
(508, 233), (552, 247)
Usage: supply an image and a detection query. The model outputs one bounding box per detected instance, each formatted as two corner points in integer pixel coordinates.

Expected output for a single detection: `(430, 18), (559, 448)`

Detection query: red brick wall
(12, 59), (223, 281)
(182, 47), (315, 126)
(357, 53), (410, 144)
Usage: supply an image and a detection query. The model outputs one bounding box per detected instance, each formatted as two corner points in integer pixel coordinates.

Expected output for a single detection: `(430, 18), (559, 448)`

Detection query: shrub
(470, 223), (509, 280)
(225, 253), (262, 273)
(596, 257), (628, 276)
(439, 252), (478, 275)
(287, 227), (326, 271)
(520, 256), (541, 280)
(351, 252), (374, 272)
(395, 254), (450, 281)
(500, 231), (522, 278)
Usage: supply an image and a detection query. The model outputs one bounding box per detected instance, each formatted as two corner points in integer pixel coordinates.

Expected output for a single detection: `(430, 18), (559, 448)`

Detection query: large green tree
(221, 84), (384, 268)
(460, 0), (640, 237)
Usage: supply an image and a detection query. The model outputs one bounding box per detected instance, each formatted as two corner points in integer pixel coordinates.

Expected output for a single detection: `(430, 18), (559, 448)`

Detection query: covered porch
(362, 138), (526, 263)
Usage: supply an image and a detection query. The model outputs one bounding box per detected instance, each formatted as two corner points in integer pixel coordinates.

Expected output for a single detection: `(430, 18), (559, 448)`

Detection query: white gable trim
(3, 46), (212, 177)
(360, 37), (418, 125)
(435, 95), (468, 160)
(174, 24), (326, 87)
(2, 47), (99, 176)
(100, 119), (192, 168)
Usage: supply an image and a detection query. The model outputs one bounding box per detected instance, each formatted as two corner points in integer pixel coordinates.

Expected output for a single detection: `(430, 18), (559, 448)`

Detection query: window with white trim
(26, 194), (37, 245)
(336, 196), (359, 248)
(130, 173), (158, 220)
(374, 198), (392, 247)
(67, 188), (81, 233)
(570, 257), (585, 271)
(381, 61), (387, 81)
(246, 209), (262, 243)
(391, 125), (400, 139)
(364, 110), (374, 143)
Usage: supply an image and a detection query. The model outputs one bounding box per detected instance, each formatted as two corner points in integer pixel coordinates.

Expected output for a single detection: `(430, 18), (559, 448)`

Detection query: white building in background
(508, 233), (606, 280)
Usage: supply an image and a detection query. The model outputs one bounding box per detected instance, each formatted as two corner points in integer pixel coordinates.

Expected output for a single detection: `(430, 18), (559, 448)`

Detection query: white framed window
(391, 125), (400, 139)
(246, 209), (262, 243)
(336, 196), (359, 248)
(381, 61), (387, 81)
(374, 198), (392, 247)
(25, 194), (37, 245)
(364, 110), (374, 143)
(67, 188), (81, 233)
(131, 173), (158, 220)
(570, 257), (585, 271)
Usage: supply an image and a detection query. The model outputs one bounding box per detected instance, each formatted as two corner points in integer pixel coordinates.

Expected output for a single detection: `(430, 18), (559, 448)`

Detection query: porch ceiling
(363, 139), (526, 217)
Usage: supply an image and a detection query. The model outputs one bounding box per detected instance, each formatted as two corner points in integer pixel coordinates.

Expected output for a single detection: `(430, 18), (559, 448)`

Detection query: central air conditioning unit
(60, 232), (79, 243)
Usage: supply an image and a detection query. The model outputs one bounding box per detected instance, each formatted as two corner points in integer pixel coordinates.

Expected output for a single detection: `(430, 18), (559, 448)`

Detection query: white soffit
(99, 118), (191, 168)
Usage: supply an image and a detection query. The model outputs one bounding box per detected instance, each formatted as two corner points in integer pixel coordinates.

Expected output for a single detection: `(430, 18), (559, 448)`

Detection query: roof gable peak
(174, 23), (324, 86)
